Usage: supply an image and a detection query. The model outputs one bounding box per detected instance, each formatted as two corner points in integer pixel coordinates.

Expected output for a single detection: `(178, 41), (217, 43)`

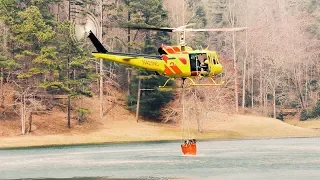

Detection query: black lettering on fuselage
(142, 59), (159, 66)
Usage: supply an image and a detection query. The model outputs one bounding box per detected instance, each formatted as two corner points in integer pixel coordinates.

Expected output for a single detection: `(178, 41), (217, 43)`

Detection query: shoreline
(2, 114), (320, 150)
(1, 134), (320, 150)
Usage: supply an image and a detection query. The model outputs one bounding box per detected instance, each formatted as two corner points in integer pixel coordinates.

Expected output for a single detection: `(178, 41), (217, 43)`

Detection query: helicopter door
(189, 54), (198, 71)
(189, 53), (209, 74)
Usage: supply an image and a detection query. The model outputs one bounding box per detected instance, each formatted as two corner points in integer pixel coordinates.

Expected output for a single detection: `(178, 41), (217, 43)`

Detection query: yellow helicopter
(87, 25), (247, 88)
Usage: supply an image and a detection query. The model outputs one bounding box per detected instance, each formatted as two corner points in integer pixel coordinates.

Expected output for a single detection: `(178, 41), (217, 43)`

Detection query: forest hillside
(1, 0), (320, 145)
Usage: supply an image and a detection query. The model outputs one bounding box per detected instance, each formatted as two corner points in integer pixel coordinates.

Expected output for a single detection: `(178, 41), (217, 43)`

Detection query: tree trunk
(233, 31), (239, 112)
(0, 68), (3, 107)
(305, 63), (309, 109)
(242, 29), (248, 108)
(100, 59), (103, 120)
(67, 1), (71, 129)
(99, 0), (104, 120)
(295, 67), (305, 109)
(1, 26), (7, 108)
(264, 80), (268, 114)
(259, 60), (263, 110)
(68, 97), (71, 128)
(127, 3), (131, 53)
(127, 69), (131, 95)
(242, 4), (248, 109)
(21, 94), (26, 135)
(67, 57), (71, 129)
(273, 85), (276, 119)
(28, 112), (33, 133)
(251, 52), (254, 108)
(135, 78), (141, 122)
(96, 62), (99, 87)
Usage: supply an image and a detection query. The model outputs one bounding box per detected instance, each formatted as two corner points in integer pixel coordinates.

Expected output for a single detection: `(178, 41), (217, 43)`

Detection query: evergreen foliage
(127, 70), (173, 120)
(0, 0), (174, 122)
(55, 21), (95, 98)
(0, 0), (95, 122)
(310, 101), (320, 118)
(299, 102), (320, 121)
(185, 2), (208, 48)
(276, 112), (284, 121)
(6, 4), (59, 90)
(307, 0), (320, 39)
(114, 0), (174, 121)
(300, 109), (309, 121)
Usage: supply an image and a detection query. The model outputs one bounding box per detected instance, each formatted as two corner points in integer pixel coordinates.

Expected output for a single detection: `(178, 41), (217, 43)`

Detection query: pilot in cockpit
(198, 53), (207, 66)
(197, 53), (208, 74)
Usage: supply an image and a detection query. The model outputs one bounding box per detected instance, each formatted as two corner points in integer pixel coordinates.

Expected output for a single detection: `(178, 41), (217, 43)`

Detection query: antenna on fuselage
(180, 31), (186, 51)
(175, 23), (195, 51)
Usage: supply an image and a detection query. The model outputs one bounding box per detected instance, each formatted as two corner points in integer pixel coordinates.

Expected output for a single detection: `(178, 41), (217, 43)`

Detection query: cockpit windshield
(207, 52), (219, 65)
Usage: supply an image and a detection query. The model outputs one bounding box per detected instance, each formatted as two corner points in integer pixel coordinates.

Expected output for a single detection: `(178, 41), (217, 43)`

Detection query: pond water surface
(1, 138), (320, 180)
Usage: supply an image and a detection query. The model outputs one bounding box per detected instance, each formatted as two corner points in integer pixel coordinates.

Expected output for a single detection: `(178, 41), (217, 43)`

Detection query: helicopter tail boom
(88, 31), (108, 53)
(88, 31), (167, 74)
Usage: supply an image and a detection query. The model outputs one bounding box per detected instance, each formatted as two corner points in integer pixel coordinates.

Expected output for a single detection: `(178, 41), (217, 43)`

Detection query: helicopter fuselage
(88, 31), (222, 79)
(92, 48), (223, 78)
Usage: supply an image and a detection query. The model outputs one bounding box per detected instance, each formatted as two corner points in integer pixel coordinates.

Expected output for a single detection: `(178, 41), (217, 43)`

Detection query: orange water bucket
(181, 143), (197, 155)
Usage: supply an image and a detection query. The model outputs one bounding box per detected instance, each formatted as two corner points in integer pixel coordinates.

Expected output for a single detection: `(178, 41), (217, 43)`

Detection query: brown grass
(1, 86), (320, 149)
(1, 104), (320, 149)
(286, 118), (320, 129)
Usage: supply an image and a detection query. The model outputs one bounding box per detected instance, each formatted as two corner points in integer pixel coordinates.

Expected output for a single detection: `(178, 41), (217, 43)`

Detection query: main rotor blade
(121, 24), (248, 33)
(183, 27), (248, 32)
(125, 26), (175, 32)
(124, 23), (196, 32)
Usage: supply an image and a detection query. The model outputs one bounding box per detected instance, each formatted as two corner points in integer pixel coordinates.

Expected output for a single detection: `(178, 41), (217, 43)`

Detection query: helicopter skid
(186, 77), (224, 87)
(158, 77), (224, 90)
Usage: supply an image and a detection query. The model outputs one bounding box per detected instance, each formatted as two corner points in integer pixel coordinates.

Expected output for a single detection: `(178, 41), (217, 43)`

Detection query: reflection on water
(1, 138), (320, 180)
(8, 178), (173, 180)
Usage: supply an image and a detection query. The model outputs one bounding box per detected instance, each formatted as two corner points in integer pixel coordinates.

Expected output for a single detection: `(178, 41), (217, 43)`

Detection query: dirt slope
(1, 104), (320, 149)
(200, 112), (320, 138)
(1, 84), (320, 148)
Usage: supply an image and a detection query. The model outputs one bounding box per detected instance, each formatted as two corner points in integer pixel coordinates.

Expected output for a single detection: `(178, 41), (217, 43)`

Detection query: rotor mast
(180, 31), (186, 51)
(181, 0), (186, 51)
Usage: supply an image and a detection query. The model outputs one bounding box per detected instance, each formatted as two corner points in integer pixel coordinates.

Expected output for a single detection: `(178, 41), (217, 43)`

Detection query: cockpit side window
(158, 47), (167, 55)
(213, 54), (220, 64)
(189, 54), (198, 71)
(190, 54), (197, 61)
(213, 57), (217, 64)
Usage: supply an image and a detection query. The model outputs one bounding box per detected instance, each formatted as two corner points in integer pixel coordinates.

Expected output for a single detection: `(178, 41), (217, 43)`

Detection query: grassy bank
(1, 114), (320, 149)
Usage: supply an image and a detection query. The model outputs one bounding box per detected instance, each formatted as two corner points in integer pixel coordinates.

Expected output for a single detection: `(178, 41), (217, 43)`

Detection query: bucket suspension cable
(181, 87), (185, 144)
(180, 84), (197, 155)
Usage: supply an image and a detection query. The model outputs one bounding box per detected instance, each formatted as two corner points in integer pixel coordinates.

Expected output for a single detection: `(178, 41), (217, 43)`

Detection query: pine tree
(0, 1), (95, 128)
(10, 5), (57, 90)
(121, 0), (174, 121)
(186, 5), (208, 48)
(307, 0), (320, 39)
